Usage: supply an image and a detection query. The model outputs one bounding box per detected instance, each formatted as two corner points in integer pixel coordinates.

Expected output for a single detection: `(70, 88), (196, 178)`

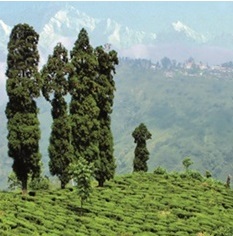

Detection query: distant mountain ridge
(1, 4), (233, 66)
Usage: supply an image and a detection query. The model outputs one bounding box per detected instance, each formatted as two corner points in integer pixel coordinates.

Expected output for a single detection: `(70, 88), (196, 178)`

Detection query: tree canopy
(94, 46), (118, 187)
(5, 23), (42, 193)
(132, 123), (152, 172)
(69, 28), (100, 169)
(41, 43), (73, 189)
(69, 29), (118, 187)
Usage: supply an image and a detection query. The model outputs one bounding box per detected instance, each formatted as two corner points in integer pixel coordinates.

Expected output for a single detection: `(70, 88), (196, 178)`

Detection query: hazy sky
(1, 1), (233, 35)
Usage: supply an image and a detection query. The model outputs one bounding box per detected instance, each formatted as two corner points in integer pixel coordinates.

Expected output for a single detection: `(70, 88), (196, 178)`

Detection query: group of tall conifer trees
(5, 23), (118, 193)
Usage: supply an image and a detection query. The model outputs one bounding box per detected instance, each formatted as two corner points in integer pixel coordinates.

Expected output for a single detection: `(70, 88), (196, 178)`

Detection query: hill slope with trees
(1, 57), (233, 188)
(112, 59), (233, 181)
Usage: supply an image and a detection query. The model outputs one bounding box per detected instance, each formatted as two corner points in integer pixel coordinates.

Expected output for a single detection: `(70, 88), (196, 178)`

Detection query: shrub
(180, 172), (188, 179)
(154, 167), (167, 175)
(29, 176), (50, 190)
(7, 172), (21, 190)
(214, 227), (233, 236)
(188, 171), (203, 181)
(205, 171), (212, 178)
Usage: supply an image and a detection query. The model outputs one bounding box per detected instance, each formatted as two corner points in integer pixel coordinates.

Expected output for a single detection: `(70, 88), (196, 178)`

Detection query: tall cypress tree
(132, 123), (152, 172)
(41, 43), (73, 189)
(94, 46), (118, 187)
(5, 24), (42, 194)
(69, 28), (100, 167)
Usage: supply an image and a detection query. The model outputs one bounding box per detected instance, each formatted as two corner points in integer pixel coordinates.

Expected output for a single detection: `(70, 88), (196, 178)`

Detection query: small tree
(161, 57), (172, 70)
(132, 123), (152, 172)
(70, 157), (93, 210)
(182, 157), (193, 172)
(226, 175), (231, 188)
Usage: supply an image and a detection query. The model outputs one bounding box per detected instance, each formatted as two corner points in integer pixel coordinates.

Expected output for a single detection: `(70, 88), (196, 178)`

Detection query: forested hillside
(112, 59), (233, 181)
(1, 57), (233, 188)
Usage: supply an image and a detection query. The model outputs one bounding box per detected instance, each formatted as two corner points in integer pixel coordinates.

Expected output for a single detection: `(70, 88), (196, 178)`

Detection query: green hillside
(113, 59), (233, 181)
(1, 171), (233, 235)
(1, 58), (233, 188)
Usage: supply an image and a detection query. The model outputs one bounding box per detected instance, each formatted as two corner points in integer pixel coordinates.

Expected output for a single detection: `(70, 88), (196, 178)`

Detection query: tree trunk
(98, 179), (104, 187)
(61, 181), (66, 189)
(22, 177), (27, 195)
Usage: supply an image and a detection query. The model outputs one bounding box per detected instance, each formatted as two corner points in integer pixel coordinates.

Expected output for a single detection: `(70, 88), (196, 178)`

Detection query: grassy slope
(1, 172), (233, 236)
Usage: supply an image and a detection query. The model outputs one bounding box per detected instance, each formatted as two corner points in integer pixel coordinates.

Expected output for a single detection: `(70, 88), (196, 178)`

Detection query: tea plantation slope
(1, 172), (233, 235)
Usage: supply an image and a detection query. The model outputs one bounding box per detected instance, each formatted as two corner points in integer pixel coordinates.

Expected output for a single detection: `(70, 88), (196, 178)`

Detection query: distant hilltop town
(120, 57), (233, 79)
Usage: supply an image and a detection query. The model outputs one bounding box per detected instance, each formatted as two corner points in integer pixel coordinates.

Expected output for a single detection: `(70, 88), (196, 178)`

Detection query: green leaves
(132, 123), (152, 172)
(6, 25), (119, 192)
(94, 45), (118, 187)
(132, 123), (152, 144)
(69, 157), (93, 208)
(6, 24), (41, 100)
(5, 24), (42, 192)
(182, 157), (193, 172)
(41, 42), (69, 102)
(42, 43), (73, 189)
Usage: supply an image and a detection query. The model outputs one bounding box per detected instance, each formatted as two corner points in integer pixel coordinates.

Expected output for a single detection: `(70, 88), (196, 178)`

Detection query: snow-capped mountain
(0, 20), (11, 60)
(172, 21), (207, 43)
(0, 20), (11, 36)
(39, 5), (157, 55)
(40, 6), (98, 54)
(0, 4), (233, 70)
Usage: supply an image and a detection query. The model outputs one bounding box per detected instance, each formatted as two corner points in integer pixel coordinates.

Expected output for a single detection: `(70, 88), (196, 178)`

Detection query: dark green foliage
(226, 175), (231, 188)
(41, 43), (70, 102)
(68, 29), (119, 188)
(69, 28), (100, 167)
(187, 170), (203, 181)
(132, 123), (152, 172)
(94, 46), (119, 187)
(70, 95), (100, 162)
(5, 23), (41, 193)
(205, 171), (212, 178)
(41, 43), (73, 189)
